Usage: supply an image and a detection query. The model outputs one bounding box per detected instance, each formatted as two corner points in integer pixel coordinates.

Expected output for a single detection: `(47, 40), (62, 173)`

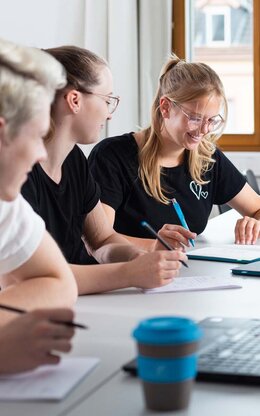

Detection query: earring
(74, 107), (79, 114)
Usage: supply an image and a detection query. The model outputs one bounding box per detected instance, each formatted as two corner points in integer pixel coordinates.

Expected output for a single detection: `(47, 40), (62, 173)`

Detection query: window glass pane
(212, 15), (224, 41)
(189, 0), (254, 134)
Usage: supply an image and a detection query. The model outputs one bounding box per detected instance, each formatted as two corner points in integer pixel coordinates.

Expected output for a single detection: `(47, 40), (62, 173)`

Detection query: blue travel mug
(133, 316), (202, 411)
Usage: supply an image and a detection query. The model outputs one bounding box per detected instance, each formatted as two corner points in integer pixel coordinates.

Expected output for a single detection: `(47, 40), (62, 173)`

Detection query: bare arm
(228, 183), (260, 244)
(72, 249), (187, 295)
(82, 201), (144, 263)
(0, 231), (77, 324)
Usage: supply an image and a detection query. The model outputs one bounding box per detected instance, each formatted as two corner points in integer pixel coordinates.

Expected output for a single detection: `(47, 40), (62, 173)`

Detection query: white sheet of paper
(187, 244), (260, 262)
(144, 276), (242, 294)
(0, 357), (99, 401)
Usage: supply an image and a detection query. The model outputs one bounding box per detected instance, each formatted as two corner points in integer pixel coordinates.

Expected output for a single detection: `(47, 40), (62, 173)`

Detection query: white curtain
(139, 0), (172, 128)
(84, 0), (172, 146)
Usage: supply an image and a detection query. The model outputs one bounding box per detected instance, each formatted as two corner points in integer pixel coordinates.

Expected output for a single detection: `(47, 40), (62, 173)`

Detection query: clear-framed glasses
(170, 100), (224, 133)
(82, 90), (120, 114)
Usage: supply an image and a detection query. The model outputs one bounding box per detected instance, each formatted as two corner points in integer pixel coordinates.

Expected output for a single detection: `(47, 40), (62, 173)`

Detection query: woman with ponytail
(22, 46), (187, 294)
(89, 54), (260, 247)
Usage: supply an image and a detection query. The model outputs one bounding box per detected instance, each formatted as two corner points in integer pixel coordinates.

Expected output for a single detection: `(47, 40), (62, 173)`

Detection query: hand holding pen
(0, 306), (84, 373)
(141, 221), (189, 268)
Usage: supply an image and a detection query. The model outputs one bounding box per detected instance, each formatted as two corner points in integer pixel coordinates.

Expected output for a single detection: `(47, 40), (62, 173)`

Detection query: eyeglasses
(170, 100), (224, 133)
(82, 90), (120, 114)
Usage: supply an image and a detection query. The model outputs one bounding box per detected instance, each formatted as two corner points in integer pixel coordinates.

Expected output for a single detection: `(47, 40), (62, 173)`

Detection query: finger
(42, 353), (61, 366)
(148, 274), (175, 288)
(34, 321), (75, 340)
(155, 239), (186, 252)
(234, 221), (240, 244)
(235, 219), (246, 244)
(51, 321), (75, 338)
(246, 221), (260, 244)
(159, 231), (189, 247)
(37, 338), (73, 355)
(244, 220), (255, 244)
(160, 224), (197, 238)
(161, 277), (174, 286)
(252, 222), (260, 244)
(155, 260), (182, 276)
(43, 308), (75, 323)
(153, 270), (179, 287)
(160, 260), (182, 271)
(159, 228), (195, 246)
(171, 241), (186, 251)
(52, 326), (75, 340)
(161, 250), (188, 263)
(49, 340), (73, 353)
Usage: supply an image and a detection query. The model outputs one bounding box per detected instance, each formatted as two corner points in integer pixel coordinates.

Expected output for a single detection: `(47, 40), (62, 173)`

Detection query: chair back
(244, 169), (260, 194)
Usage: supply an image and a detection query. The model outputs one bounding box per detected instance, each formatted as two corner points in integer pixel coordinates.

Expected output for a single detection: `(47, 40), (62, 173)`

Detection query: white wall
(225, 152), (260, 176)
(0, 0), (85, 48)
(225, 152), (260, 195)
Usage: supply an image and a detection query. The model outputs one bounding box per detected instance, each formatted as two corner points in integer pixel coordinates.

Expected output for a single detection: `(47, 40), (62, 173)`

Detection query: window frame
(172, 0), (260, 151)
(205, 6), (230, 46)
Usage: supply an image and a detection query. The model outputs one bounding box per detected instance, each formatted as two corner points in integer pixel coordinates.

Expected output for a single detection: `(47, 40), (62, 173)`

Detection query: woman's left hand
(152, 224), (197, 252)
(235, 216), (260, 244)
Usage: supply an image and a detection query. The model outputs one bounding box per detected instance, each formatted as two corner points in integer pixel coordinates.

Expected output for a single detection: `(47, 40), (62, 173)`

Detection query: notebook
(143, 276), (242, 293)
(187, 244), (260, 264)
(231, 260), (260, 276)
(0, 357), (99, 401)
(122, 317), (260, 384)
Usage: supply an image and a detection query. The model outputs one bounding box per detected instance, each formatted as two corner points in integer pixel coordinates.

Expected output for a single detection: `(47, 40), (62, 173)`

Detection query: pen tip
(141, 221), (147, 227)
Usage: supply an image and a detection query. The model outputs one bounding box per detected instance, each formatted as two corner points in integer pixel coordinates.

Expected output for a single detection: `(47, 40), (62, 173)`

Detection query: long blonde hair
(139, 54), (227, 204)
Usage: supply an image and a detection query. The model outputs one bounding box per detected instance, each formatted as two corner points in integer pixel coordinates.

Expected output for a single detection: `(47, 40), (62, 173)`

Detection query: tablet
(231, 260), (260, 276)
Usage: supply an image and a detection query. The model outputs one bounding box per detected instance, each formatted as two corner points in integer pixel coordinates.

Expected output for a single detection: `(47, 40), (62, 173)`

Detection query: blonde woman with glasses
(89, 54), (260, 248)
(22, 46), (187, 294)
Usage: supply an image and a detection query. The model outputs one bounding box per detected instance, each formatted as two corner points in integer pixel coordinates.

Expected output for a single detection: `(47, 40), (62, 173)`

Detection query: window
(205, 6), (231, 45)
(172, 0), (260, 150)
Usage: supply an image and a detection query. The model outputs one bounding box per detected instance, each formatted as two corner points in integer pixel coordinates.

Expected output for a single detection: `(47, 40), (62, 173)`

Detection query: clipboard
(231, 260), (260, 276)
(187, 245), (260, 264)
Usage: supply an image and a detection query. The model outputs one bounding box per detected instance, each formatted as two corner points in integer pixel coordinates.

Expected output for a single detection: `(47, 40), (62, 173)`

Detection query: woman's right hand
(0, 308), (75, 374)
(152, 224), (196, 251)
(125, 249), (188, 289)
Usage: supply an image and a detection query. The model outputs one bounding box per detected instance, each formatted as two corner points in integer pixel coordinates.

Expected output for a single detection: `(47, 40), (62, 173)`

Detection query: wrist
(118, 261), (136, 288)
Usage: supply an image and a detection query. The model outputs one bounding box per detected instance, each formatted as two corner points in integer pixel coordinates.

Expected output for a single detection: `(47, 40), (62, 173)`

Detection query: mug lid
(132, 316), (201, 345)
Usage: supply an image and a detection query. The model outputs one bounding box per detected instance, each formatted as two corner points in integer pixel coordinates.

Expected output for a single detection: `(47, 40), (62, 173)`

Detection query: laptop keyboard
(122, 318), (260, 384)
(197, 318), (260, 383)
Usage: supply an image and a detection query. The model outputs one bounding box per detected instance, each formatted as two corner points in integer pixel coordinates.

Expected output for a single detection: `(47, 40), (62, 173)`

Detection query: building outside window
(172, 0), (260, 150)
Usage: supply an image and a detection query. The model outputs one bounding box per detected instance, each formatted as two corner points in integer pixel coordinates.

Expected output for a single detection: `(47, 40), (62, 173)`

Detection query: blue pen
(172, 198), (195, 247)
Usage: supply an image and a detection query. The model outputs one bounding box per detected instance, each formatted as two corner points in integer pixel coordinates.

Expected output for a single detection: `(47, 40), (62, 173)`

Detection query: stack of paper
(0, 357), (99, 401)
(144, 276), (242, 294)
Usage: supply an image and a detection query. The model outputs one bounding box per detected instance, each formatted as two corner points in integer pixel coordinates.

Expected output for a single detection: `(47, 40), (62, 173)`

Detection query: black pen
(0, 303), (87, 329)
(141, 221), (188, 268)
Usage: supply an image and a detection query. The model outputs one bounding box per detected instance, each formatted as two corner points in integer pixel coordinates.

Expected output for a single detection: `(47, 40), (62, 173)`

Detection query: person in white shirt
(0, 38), (77, 373)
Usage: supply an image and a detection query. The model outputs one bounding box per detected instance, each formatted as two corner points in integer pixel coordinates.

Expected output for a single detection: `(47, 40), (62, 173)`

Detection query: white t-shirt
(0, 194), (45, 274)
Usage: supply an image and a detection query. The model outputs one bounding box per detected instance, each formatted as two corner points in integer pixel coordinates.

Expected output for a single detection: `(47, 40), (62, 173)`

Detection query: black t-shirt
(88, 133), (246, 238)
(22, 145), (100, 264)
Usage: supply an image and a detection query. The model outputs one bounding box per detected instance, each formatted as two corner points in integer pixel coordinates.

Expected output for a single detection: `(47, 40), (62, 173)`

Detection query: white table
(2, 210), (260, 416)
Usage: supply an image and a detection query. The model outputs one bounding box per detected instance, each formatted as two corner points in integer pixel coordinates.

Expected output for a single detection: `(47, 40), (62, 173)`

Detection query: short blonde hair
(0, 38), (66, 138)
